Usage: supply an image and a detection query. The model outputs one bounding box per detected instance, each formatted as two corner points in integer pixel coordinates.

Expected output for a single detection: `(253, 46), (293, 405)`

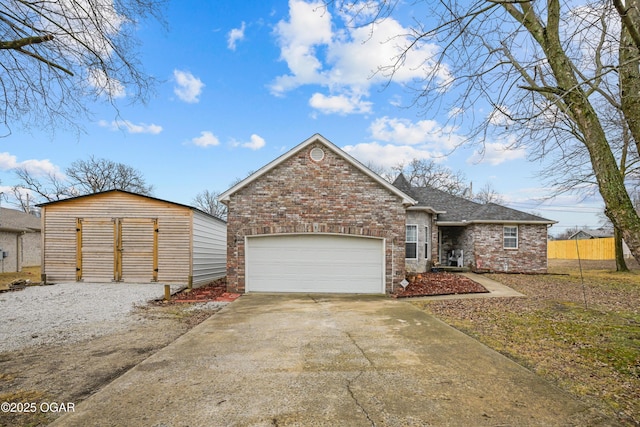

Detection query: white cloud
(468, 139), (527, 165)
(369, 116), (463, 150)
(98, 120), (163, 134)
(40, 1), (128, 101)
(0, 152), (62, 177)
(227, 22), (246, 50)
(309, 93), (372, 115)
(270, 1), (451, 114)
(0, 152), (18, 170)
(191, 131), (220, 147)
(242, 134), (266, 150)
(448, 107), (464, 118)
(339, 115), (470, 169)
(327, 18), (449, 89)
(487, 105), (513, 127)
(270, 0), (332, 94)
(88, 69), (126, 99)
(173, 70), (205, 103)
(343, 142), (434, 169)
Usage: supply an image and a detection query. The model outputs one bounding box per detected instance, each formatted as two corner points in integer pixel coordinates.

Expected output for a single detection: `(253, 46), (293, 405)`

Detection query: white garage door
(246, 234), (384, 293)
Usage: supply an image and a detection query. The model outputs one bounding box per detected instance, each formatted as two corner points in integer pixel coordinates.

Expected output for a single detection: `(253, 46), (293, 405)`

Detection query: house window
(424, 225), (430, 259)
(406, 225), (418, 259)
(504, 226), (518, 249)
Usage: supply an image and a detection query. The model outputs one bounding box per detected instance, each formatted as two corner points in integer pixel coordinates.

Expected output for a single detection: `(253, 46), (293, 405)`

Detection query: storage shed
(39, 190), (226, 286)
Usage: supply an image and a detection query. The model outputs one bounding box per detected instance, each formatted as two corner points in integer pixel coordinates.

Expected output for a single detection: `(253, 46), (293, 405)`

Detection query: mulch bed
(160, 277), (241, 304)
(393, 271), (489, 298)
(157, 273), (487, 302)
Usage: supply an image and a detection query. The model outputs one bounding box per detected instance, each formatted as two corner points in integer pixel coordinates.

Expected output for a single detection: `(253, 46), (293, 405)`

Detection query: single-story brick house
(392, 174), (556, 274)
(219, 134), (555, 294)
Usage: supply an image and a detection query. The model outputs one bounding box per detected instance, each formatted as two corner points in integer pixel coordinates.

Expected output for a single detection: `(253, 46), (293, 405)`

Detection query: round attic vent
(310, 147), (325, 162)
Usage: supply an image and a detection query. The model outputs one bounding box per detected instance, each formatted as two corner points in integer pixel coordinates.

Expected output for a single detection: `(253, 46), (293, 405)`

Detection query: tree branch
(614, 0), (640, 51)
(0, 34), (53, 49)
(15, 46), (74, 75)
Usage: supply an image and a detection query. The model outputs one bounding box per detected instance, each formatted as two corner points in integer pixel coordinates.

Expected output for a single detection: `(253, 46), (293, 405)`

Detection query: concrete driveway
(52, 294), (614, 426)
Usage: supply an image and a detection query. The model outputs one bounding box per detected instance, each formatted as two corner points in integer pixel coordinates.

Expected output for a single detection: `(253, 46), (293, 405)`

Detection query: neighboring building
(38, 190), (226, 286)
(0, 207), (41, 273)
(219, 134), (556, 295)
(567, 228), (612, 240)
(566, 228), (632, 258)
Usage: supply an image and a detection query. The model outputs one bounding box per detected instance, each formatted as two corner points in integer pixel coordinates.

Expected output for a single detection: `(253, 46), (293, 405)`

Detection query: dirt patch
(392, 271), (488, 298)
(0, 290), (228, 427)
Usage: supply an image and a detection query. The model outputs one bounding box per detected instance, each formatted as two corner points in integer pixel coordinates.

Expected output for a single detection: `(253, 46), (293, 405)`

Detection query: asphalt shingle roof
(392, 174), (554, 224)
(0, 207), (41, 231)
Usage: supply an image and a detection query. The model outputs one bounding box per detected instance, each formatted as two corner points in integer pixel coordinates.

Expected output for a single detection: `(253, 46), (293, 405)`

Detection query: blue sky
(0, 0), (605, 235)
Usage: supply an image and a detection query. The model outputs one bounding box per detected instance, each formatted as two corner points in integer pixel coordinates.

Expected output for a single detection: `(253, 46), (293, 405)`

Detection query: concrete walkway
(52, 294), (614, 426)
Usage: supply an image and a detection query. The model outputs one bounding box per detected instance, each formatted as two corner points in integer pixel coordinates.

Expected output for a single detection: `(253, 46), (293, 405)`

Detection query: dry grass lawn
(0, 266), (40, 287)
(413, 259), (640, 426)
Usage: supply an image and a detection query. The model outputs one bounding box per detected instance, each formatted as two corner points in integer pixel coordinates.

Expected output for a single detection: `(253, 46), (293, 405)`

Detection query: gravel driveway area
(0, 282), (182, 352)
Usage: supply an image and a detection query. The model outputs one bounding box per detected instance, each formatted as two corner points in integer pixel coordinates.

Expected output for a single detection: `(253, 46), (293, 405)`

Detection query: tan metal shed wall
(42, 192), (192, 283)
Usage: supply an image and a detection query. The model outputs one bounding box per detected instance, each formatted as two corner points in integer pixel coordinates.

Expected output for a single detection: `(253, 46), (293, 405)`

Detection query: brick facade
(405, 210), (435, 272)
(470, 223), (549, 273)
(410, 215), (549, 274)
(225, 142), (407, 293)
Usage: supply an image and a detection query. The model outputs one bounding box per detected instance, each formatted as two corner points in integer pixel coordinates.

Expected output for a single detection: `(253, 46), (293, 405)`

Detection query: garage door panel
(247, 234), (384, 293)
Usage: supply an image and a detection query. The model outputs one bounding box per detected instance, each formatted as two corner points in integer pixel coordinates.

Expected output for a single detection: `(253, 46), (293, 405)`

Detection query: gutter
(406, 206), (445, 215)
(436, 219), (557, 226)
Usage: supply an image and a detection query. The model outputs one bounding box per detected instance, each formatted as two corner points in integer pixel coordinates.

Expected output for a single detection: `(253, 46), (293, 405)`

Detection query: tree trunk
(614, 226), (629, 272)
(501, 0), (640, 265)
(619, 19), (640, 160)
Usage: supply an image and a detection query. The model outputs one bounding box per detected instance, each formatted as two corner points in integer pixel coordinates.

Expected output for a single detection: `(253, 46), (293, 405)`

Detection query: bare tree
(539, 90), (640, 270)
(472, 182), (505, 205)
(14, 167), (73, 202)
(392, 159), (468, 196)
(364, 161), (391, 181)
(334, 0), (640, 264)
(0, 0), (165, 137)
(370, 158), (505, 201)
(14, 156), (153, 204)
(66, 156), (153, 195)
(192, 190), (227, 221)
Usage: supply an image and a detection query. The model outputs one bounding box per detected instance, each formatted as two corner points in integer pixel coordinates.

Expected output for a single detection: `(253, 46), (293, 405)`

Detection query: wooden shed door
(116, 218), (158, 282)
(77, 218), (158, 282)
(76, 218), (116, 282)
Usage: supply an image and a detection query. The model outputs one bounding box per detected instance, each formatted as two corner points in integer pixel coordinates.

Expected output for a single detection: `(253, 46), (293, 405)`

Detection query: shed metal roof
(37, 189), (227, 224)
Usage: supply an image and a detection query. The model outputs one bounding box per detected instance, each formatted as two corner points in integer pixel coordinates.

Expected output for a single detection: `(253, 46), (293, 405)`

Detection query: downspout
(16, 232), (22, 272)
(391, 237), (394, 293)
